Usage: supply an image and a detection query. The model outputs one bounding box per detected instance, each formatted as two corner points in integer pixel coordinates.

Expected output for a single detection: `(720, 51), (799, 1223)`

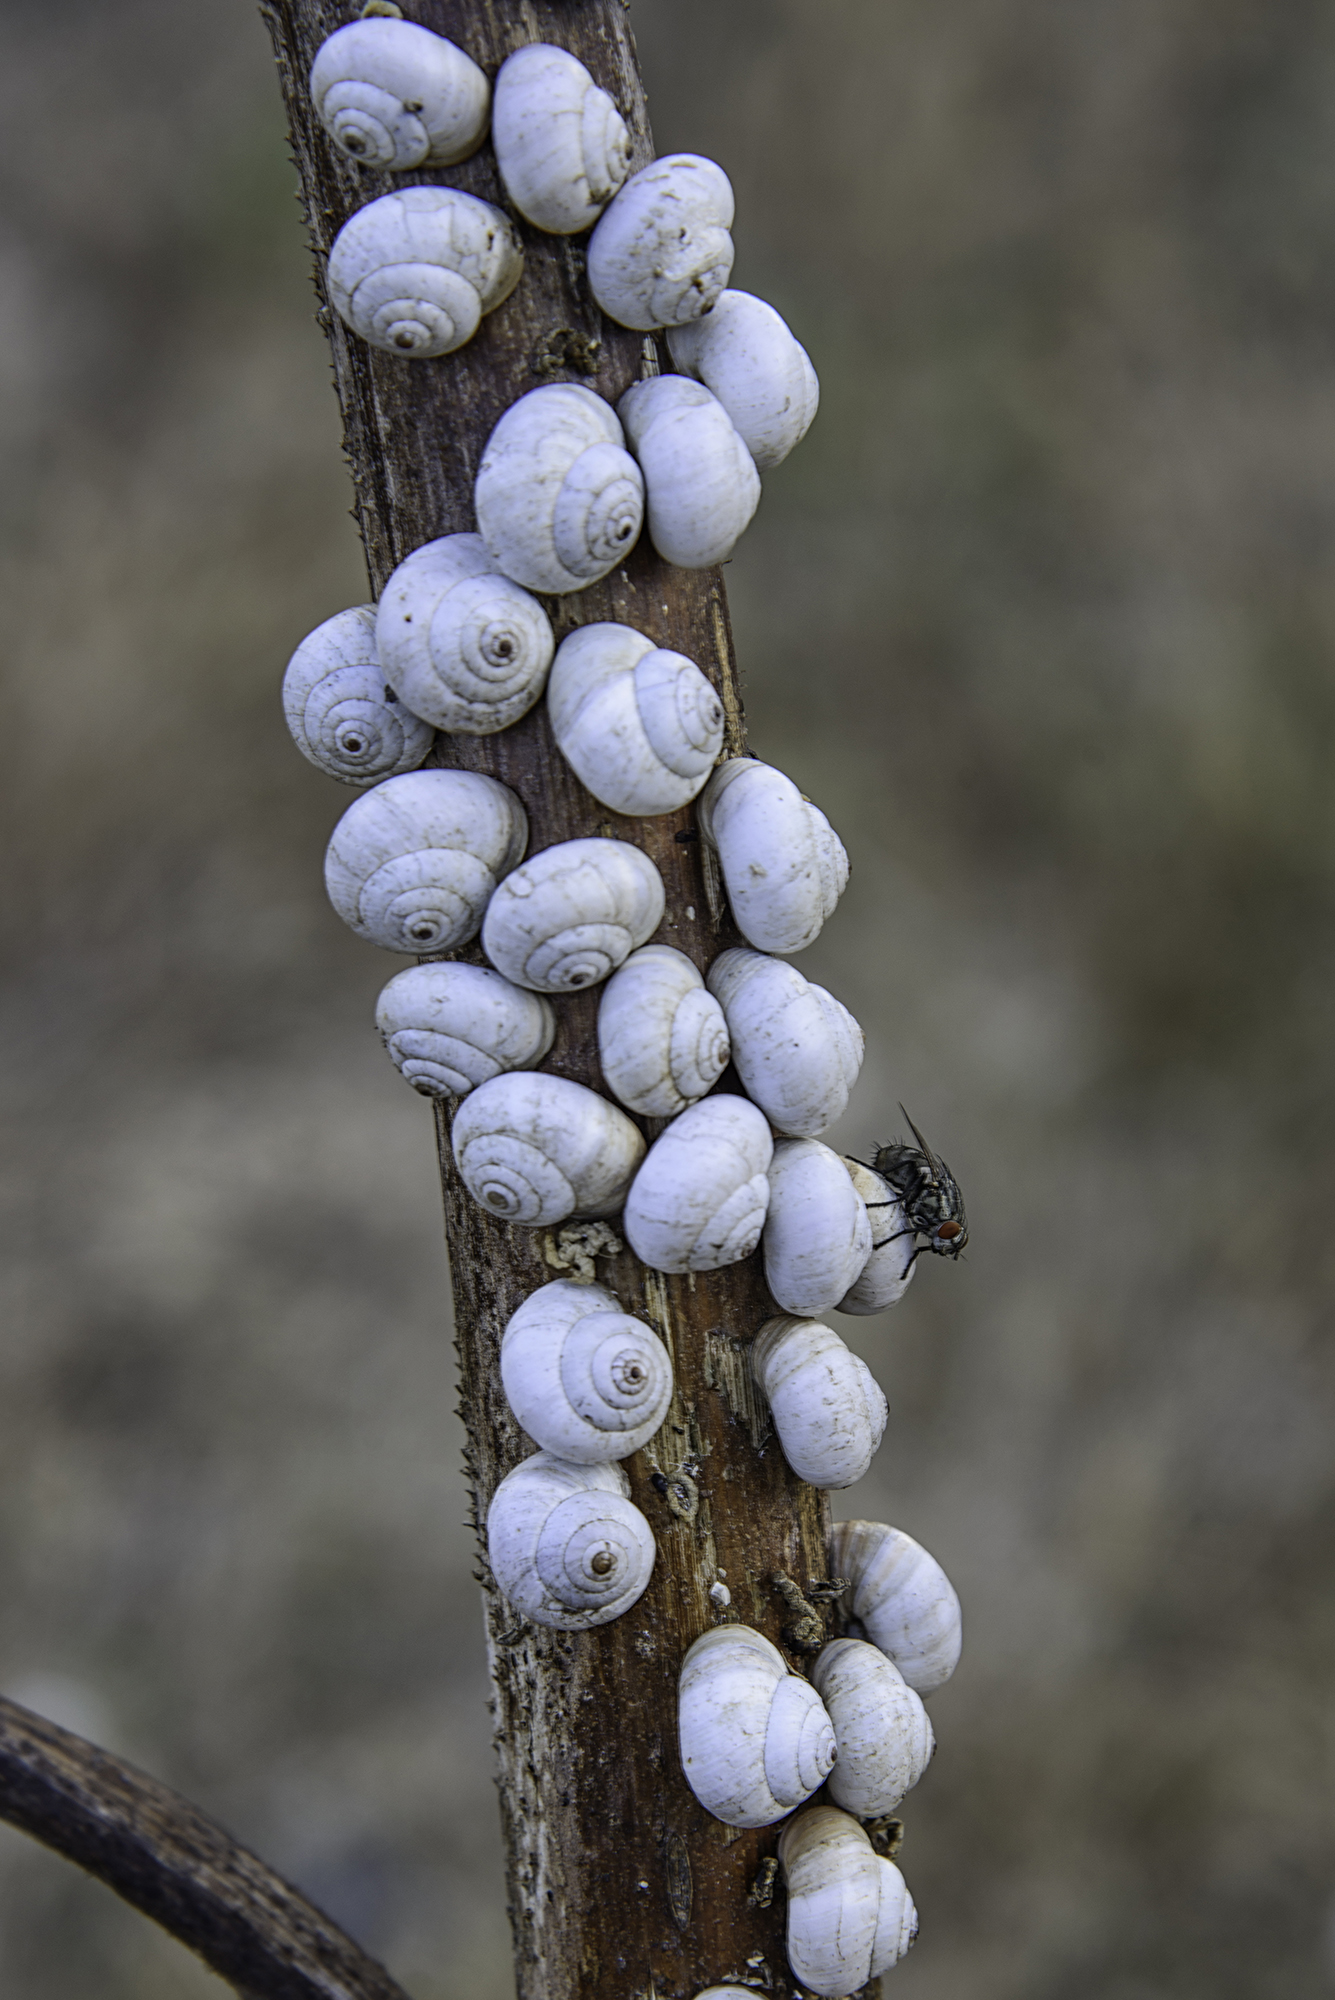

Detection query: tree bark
(259, 9), (843, 2000)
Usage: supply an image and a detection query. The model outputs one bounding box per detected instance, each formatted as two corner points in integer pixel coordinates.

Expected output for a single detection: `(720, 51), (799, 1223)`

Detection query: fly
(857, 1107), (968, 1262)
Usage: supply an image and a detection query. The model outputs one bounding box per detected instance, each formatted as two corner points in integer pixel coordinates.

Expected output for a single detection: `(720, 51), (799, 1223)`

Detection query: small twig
(0, 1697), (413, 2000)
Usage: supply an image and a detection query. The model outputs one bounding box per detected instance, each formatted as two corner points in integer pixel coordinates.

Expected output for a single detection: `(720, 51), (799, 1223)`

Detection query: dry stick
(0, 1696), (413, 2000)
(259, 6), (843, 2000)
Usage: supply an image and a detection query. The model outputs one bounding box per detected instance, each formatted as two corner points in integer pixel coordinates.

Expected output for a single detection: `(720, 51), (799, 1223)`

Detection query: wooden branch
(0, 1695), (414, 2000)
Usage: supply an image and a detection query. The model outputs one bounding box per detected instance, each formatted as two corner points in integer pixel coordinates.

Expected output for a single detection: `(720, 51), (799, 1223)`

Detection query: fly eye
(936, 1221), (962, 1241)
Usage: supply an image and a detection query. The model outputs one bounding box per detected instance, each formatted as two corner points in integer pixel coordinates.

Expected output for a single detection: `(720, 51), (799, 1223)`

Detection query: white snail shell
(500, 1279), (672, 1463)
(492, 44), (631, 234)
(282, 604), (433, 785)
(837, 1160), (917, 1315)
(763, 1140), (873, 1320)
(828, 1520), (962, 1695)
(474, 384), (645, 594)
(618, 377), (761, 570)
(452, 1071), (645, 1227)
(547, 622), (724, 816)
(597, 946), (729, 1118)
(810, 1638), (934, 1819)
(697, 759), (849, 955)
(667, 290), (820, 471)
(678, 1625), (836, 1829)
(486, 1452), (655, 1630)
(309, 18), (489, 171)
(588, 154), (735, 330)
(750, 1316), (888, 1490)
(327, 187), (522, 358)
(374, 961), (555, 1099)
(482, 838), (665, 994)
(324, 769), (527, 954)
(623, 1096), (773, 1274)
(706, 949), (863, 1139)
(375, 534), (554, 734)
(778, 1805), (918, 1998)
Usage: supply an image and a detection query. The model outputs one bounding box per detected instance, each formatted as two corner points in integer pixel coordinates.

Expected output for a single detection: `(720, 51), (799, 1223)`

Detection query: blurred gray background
(1, 0), (1333, 1993)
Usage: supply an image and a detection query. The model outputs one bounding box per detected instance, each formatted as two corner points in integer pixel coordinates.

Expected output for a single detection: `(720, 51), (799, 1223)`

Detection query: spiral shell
(374, 962), (555, 1099)
(588, 154), (735, 330)
(697, 759), (849, 955)
(486, 1453), (655, 1630)
(667, 290), (820, 471)
(482, 838), (665, 994)
(327, 186), (522, 358)
(837, 1160), (917, 1315)
(501, 1279), (672, 1463)
(547, 623), (724, 816)
(750, 1316), (888, 1490)
(282, 604), (432, 785)
(828, 1520), (962, 1695)
(493, 44), (631, 233)
(706, 949), (863, 1139)
(475, 384), (645, 594)
(451, 1072), (645, 1227)
(309, 18), (489, 171)
(623, 1096), (773, 1274)
(778, 1806), (918, 1998)
(598, 946), (729, 1118)
(375, 534), (555, 735)
(810, 1638), (934, 1819)
(618, 377), (761, 570)
(678, 1625), (836, 1828)
(324, 769), (527, 954)
(763, 1140), (873, 1319)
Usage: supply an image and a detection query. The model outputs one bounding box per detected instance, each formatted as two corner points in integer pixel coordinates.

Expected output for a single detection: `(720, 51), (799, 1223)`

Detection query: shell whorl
(598, 946), (730, 1118)
(547, 623), (724, 816)
(282, 605), (433, 785)
(750, 1316), (888, 1490)
(323, 768), (527, 954)
(828, 1520), (962, 1694)
(451, 1072), (645, 1227)
(707, 948), (863, 1139)
(375, 962), (555, 1100)
(588, 154), (736, 330)
(762, 1138), (874, 1319)
(778, 1806), (919, 1997)
(838, 1160), (917, 1315)
(309, 18), (489, 171)
(697, 758), (850, 955)
(475, 384), (645, 594)
(482, 838), (666, 994)
(327, 187), (522, 358)
(493, 44), (631, 233)
(486, 1454), (656, 1630)
(375, 534), (554, 735)
(623, 1095), (773, 1274)
(677, 1625), (837, 1829)
(500, 1280), (673, 1463)
(810, 1637), (935, 1818)
(618, 377), (761, 570)
(666, 290), (820, 471)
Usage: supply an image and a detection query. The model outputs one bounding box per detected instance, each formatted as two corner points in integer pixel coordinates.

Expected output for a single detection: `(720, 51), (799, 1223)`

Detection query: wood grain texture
(257, 8), (851, 2000)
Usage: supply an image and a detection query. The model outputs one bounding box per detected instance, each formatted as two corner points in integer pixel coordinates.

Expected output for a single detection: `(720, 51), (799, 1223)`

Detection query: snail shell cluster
(829, 1519), (962, 1694)
(309, 18), (489, 171)
(697, 758), (849, 954)
(618, 377), (761, 570)
(486, 1453), (655, 1630)
(282, 604), (432, 785)
(375, 534), (554, 735)
(624, 1095), (773, 1274)
(597, 946), (729, 1118)
(324, 769), (527, 954)
(482, 838), (665, 994)
(547, 622), (724, 816)
(810, 1637), (934, 1818)
(493, 45), (631, 234)
(750, 1315), (888, 1489)
(327, 186), (522, 359)
(451, 1072), (645, 1227)
(500, 1280), (672, 1463)
(475, 384), (644, 594)
(588, 154), (735, 330)
(838, 1159), (917, 1314)
(678, 1625), (836, 1828)
(667, 290), (820, 471)
(707, 949), (863, 1139)
(763, 1139), (873, 1319)
(778, 1806), (918, 1997)
(374, 962), (555, 1100)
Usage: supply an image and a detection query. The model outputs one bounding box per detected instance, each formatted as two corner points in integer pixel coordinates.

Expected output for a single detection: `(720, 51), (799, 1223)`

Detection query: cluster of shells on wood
(285, 15), (971, 1996)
